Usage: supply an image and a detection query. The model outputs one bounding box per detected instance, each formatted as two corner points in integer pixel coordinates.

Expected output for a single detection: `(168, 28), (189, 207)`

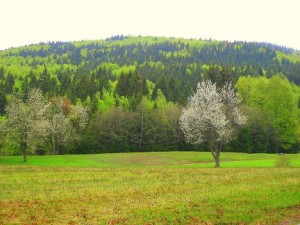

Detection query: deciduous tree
(46, 97), (88, 154)
(180, 81), (246, 167)
(5, 89), (48, 162)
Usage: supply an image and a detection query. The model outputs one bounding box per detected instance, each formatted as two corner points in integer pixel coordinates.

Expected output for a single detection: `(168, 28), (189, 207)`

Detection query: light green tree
(237, 75), (299, 151)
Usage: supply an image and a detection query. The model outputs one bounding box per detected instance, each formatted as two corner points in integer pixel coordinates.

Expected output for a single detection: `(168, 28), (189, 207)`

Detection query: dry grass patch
(1, 166), (300, 224)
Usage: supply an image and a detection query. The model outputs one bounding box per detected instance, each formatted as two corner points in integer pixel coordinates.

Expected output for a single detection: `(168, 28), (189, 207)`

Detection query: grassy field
(0, 152), (300, 224)
(1, 151), (300, 168)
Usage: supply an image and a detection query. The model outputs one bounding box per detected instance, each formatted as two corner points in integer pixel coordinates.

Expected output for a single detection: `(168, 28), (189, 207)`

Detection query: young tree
(180, 80), (246, 167)
(5, 89), (48, 162)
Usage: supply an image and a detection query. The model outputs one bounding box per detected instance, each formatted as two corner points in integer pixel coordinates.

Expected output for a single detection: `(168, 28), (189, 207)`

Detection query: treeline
(1, 36), (300, 155)
(78, 100), (189, 154)
(0, 89), (191, 156)
(1, 75), (300, 156)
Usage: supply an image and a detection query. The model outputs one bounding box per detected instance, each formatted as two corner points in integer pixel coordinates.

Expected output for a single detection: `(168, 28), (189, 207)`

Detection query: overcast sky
(1, 0), (300, 50)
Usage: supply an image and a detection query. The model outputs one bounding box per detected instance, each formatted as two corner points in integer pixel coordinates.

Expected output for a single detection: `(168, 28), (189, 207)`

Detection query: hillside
(1, 36), (300, 155)
(1, 36), (300, 104)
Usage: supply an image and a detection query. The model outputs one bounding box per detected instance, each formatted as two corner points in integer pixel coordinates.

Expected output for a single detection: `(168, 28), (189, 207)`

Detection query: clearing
(0, 152), (299, 224)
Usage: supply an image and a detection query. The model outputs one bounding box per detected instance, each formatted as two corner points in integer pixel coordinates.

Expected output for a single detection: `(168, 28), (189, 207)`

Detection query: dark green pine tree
(57, 67), (72, 96)
(129, 73), (144, 109)
(203, 65), (219, 85)
(128, 72), (142, 97)
(141, 78), (149, 96)
(231, 127), (253, 153)
(0, 82), (6, 115)
(21, 77), (30, 101)
(39, 66), (51, 94)
(218, 66), (232, 86)
(167, 77), (183, 103)
(116, 73), (130, 97)
(251, 124), (268, 153)
(0, 66), (5, 80)
(28, 70), (38, 89)
(152, 75), (168, 100)
(5, 72), (15, 94)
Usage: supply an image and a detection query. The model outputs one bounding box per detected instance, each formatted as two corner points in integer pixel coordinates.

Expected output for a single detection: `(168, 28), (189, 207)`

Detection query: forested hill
(1, 35), (300, 106)
(1, 36), (300, 154)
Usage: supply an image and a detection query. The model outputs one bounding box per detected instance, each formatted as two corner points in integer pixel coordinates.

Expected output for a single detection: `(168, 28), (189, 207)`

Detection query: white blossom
(180, 80), (247, 167)
(45, 97), (88, 154)
(5, 89), (48, 161)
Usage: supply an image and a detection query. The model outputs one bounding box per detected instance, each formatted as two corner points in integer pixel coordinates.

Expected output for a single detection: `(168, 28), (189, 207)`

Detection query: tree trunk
(21, 141), (27, 162)
(215, 150), (220, 168)
(54, 136), (60, 155)
(210, 142), (221, 168)
(139, 112), (144, 150)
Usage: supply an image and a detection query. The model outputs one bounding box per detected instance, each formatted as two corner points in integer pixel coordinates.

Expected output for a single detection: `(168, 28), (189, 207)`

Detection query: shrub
(275, 155), (291, 168)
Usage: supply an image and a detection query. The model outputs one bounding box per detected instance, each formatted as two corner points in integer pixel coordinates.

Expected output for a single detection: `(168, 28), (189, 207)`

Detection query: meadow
(0, 152), (300, 224)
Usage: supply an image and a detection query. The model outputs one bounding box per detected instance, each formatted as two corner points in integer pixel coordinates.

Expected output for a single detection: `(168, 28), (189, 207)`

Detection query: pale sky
(1, 0), (300, 50)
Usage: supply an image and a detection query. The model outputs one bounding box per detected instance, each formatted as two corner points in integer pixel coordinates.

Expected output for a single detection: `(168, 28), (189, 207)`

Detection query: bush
(275, 155), (291, 168)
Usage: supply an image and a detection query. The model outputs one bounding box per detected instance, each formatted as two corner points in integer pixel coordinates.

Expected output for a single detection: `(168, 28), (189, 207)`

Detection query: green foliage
(236, 75), (299, 152)
(155, 89), (168, 109)
(276, 50), (300, 64)
(97, 88), (116, 112)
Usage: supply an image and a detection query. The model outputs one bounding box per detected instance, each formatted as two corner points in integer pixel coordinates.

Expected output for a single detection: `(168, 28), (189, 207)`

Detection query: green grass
(0, 152), (300, 224)
(1, 152), (300, 168)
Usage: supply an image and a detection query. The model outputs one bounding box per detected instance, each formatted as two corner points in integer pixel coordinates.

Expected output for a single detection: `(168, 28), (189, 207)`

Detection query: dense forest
(1, 35), (300, 155)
